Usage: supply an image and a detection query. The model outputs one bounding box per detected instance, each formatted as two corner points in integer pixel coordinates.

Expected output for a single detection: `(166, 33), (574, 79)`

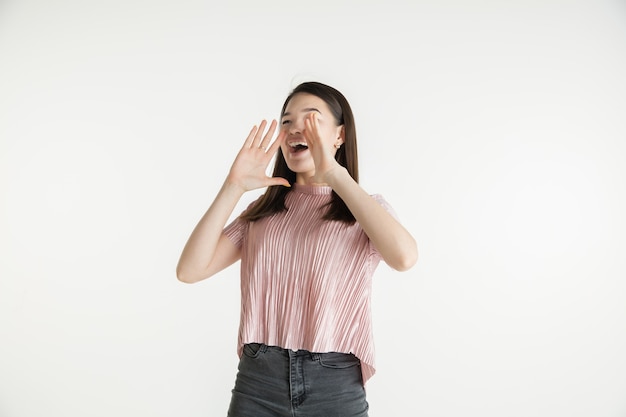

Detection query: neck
(295, 174), (327, 186)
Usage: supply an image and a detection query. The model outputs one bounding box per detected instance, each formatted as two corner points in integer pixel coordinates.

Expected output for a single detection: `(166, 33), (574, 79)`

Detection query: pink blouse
(223, 183), (396, 385)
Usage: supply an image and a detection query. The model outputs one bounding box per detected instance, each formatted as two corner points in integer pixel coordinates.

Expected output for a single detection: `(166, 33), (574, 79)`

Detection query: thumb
(267, 177), (291, 188)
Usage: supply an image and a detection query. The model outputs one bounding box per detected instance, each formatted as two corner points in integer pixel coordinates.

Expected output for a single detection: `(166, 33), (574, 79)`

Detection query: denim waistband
(246, 343), (356, 361)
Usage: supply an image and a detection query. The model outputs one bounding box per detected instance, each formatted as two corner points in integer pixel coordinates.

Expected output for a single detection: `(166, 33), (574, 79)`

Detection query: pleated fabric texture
(223, 183), (397, 385)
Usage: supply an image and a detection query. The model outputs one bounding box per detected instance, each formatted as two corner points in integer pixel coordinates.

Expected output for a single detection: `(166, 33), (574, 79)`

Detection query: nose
(288, 119), (303, 135)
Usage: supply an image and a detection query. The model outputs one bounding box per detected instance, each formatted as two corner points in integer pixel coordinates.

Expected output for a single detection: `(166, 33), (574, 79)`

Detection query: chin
(285, 161), (314, 175)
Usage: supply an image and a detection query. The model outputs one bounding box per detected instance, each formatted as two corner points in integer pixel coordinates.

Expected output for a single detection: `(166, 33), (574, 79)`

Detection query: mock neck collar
(291, 183), (333, 195)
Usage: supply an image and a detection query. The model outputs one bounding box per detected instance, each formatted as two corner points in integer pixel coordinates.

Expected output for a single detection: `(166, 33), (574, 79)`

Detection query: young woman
(176, 81), (418, 417)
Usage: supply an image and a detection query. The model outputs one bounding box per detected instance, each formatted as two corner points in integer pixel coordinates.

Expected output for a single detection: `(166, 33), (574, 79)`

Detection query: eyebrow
(282, 107), (321, 118)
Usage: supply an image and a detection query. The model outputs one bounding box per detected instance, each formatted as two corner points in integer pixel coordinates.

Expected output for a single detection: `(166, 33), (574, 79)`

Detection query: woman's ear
(337, 125), (345, 145)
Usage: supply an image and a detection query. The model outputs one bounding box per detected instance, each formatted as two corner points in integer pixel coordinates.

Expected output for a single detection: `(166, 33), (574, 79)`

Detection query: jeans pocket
(318, 352), (361, 369)
(242, 343), (264, 359)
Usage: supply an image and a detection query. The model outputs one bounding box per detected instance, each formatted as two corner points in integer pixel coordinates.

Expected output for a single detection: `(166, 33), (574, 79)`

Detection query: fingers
(243, 119), (270, 148)
(258, 119), (277, 151)
(267, 128), (286, 155)
(303, 112), (320, 143)
(244, 119), (280, 152)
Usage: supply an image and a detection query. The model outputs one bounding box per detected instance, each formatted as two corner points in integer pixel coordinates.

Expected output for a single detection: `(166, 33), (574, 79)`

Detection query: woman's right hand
(226, 119), (290, 191)
(177, 119), (288, 283)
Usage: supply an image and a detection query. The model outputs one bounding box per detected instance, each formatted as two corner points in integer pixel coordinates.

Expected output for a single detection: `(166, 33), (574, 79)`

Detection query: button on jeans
(227, 343), (369, 417)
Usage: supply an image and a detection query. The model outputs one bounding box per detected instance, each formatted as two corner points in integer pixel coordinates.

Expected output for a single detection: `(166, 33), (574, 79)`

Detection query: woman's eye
(281, 120), (290, 125)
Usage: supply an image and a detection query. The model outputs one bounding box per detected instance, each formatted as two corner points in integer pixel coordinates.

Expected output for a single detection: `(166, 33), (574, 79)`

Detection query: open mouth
(288, 141), (309, 153)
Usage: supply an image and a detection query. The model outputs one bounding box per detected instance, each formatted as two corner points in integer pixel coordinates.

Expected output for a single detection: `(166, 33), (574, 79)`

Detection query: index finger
(265, 128), (286, 156)
(258, 119), (278, 150)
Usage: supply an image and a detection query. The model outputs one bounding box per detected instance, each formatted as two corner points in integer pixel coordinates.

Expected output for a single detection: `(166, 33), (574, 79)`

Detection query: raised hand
(227, 119), (290, 192)
(302, 112), (342, 184)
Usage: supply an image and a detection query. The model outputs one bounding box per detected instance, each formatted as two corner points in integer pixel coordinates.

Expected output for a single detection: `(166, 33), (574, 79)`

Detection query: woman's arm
(176, 181), (245, 283)
(326, 168), (418, 271)
(176, 120), (289, 283)
(302, 113), (418, 271)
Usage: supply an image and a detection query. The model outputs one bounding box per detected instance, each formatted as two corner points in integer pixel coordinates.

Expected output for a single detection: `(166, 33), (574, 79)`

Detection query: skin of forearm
(325, 167), (418, 271)
(176, 180), (245, 282)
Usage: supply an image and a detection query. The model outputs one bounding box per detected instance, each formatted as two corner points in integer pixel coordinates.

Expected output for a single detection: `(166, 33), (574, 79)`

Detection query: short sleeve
(371, 194), (399, 220)
(368, 194), (400, 258)
(223, 199), (258, 249)
(223, 216), (247, 249)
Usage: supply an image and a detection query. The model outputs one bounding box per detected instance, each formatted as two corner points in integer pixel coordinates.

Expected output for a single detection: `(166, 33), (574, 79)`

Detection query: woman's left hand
(302, 112), (342, 184)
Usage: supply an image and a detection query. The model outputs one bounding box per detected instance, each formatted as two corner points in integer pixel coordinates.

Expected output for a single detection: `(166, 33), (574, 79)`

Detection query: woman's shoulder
(370, 193), (388, 205)
(369, 193), (399, 219)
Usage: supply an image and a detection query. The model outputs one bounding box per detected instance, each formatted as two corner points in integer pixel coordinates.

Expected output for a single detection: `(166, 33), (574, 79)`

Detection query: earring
(334, 143), (342, 149)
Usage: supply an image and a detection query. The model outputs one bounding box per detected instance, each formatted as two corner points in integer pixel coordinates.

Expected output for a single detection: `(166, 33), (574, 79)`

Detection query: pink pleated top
(223, 183), (397, 385)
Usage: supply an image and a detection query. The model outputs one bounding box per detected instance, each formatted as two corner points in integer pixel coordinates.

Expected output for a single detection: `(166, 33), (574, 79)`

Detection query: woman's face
(280, 93), (343, 183)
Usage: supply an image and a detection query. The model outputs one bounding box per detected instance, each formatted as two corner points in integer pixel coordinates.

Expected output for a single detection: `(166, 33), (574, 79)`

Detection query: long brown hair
(240, 81), (359, 223)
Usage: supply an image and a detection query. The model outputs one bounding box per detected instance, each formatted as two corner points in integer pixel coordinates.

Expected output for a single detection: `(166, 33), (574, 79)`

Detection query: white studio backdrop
(1, 0), (625, 416)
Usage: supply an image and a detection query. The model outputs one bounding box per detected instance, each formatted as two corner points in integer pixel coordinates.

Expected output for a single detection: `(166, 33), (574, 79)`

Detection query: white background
(1, 1), (625, 416)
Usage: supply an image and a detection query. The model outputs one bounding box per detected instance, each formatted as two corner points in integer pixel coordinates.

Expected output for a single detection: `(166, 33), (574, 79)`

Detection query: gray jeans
(227, 343), (369, 417)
